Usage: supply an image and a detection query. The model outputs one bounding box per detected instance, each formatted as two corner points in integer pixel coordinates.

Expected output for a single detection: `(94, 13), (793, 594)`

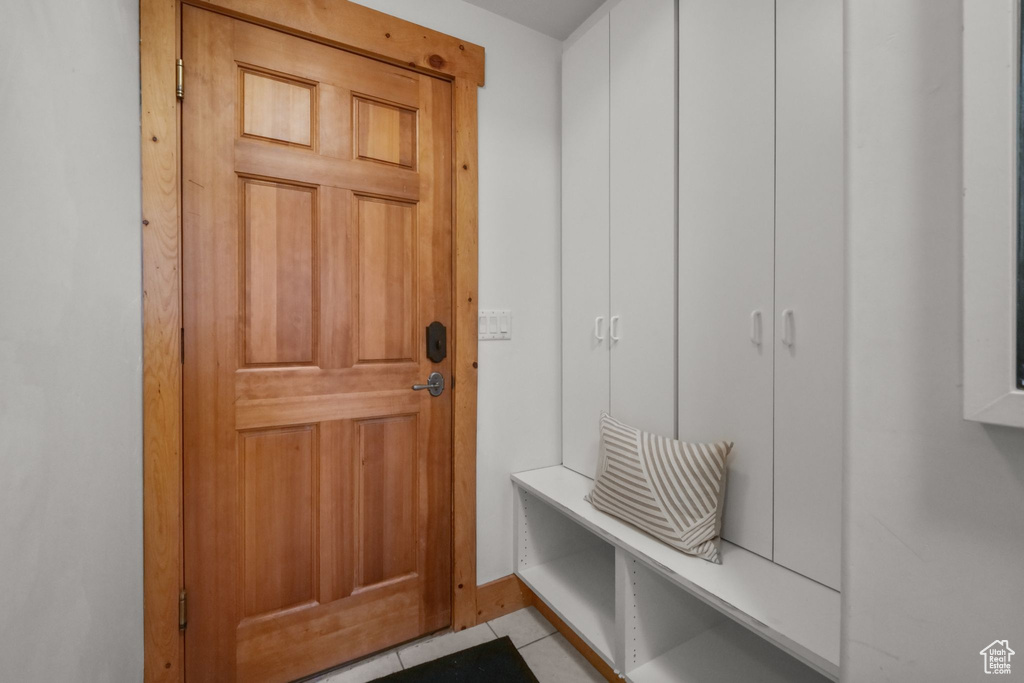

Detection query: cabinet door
(562, 16), (611, 478)
(609, 0), (677, 438)
(773, 0), (843, 590)
(677, 0), (776, 559)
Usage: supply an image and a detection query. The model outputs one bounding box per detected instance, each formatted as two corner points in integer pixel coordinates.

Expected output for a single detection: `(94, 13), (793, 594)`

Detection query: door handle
(412, 371), (445, 397)
(750, 310), (763, 346)
(594, 316), (606, 343)
(782, 309), (795, 347)
(610, 316), (621, 343)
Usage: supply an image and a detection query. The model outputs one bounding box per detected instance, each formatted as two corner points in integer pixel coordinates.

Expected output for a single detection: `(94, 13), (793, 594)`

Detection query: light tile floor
(310, 607), (604, 683)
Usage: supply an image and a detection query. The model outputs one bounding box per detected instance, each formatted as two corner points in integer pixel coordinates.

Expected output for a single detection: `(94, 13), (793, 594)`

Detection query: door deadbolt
(412, 371), (445, 397)
(426, 321), (447, 363)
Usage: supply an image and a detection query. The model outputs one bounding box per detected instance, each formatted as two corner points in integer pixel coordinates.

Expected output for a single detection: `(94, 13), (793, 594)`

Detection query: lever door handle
(412, 371), (445, 397)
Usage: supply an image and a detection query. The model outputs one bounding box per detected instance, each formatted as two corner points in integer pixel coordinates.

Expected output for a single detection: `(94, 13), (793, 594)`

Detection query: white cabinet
(773, 0), (844, 591)
(562, 14), (610, 476)
(678, 0), (777, 561)
(678, 0), (843, 589)
(608, 0), (677, 438)
(562, 0), (676, 478)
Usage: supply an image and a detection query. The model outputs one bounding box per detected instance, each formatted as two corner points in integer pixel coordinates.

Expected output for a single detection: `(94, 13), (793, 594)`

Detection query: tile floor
(309, 607), (605, 683)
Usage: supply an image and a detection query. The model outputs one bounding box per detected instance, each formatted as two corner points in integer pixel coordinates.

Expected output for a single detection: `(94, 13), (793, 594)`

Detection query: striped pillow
(586, 413), (733, 563)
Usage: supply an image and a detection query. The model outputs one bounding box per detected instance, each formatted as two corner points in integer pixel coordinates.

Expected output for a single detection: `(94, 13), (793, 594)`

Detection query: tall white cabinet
(562, 14), (611, 477)
(677, 0), (777, 562)
(678, 0), (843, 589)
(773, 0), (844, 591)
(608, 0), (677, 436)
(561, 0), (676, 478)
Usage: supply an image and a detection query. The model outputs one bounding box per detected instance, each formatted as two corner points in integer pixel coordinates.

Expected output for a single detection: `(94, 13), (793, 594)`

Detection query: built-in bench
(512, 465), (840, 682)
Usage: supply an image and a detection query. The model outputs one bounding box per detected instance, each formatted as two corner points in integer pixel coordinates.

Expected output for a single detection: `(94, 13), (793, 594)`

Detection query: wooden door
(561, 14), (610, 478)
(773, 0), (843, 590)
(181, 7), (453, 682)
(677, 0), (776, 559)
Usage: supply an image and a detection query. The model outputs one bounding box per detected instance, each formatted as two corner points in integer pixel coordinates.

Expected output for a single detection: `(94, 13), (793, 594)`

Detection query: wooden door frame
(140, 2), (483, 679)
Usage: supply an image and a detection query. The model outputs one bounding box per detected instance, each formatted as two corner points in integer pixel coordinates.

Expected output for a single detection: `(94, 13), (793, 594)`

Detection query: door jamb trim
(140, 2), (483, 679)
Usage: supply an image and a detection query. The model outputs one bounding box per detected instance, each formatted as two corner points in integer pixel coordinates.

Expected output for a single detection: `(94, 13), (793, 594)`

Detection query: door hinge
(180, 328), (184, 364)
(178, 589), (187, 630)
(176, 59), (184, 100)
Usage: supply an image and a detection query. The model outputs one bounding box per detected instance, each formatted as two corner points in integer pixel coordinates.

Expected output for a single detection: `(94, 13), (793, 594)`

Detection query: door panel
(677, 0), (776, 559)
(774, 0), (844, 590)
(357, 197), (417, 362)
(242, 179), (316, 365)
(561, 15), (610, 478)
(240, 70), (315, 147)
(356, 416), (418, 588)
(182, 8), (453, 681)
(241, 426), (316, 618)
(609, 0), (676, 439)
(354, 97), (418, 168)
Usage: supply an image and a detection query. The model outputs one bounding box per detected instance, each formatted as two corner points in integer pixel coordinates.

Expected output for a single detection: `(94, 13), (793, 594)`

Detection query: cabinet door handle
(782, 309), (795, 347)
(594, 316), (606, 342)
(750, 310), (763, 346)
(610, 316), (621, 343)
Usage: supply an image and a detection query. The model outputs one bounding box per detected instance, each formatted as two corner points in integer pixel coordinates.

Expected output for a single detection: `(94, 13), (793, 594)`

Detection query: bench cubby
(513, 465), (839, 681)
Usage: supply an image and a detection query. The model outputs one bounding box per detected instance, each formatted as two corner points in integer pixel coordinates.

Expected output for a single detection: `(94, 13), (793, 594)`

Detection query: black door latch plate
(426, 321), (446, 363)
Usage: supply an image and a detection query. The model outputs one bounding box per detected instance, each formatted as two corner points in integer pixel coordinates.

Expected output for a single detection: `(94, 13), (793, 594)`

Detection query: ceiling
(462, 0), (605, 40)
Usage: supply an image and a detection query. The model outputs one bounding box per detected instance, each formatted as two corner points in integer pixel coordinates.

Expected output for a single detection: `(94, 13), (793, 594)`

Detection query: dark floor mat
(370, 636), (540, 683)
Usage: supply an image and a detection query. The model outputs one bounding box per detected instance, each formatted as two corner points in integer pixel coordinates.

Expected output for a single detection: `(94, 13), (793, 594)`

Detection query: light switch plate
(478, 309), (511, 340)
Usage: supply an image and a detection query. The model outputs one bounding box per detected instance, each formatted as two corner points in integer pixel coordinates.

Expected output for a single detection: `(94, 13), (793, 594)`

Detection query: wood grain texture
(141, 0), (183, 680)
(234, 139), (420, 202)
(357, 197), (416, 362)
(451, 78), (479, 632)
(243, 180), (316, 365)
(143, 2), (482, 679)
(181, 12), (238, 679)
(241, 70), (315, 147)
(355, 98), (417, 168)
(190, 0), (485, 86)
(419, 75), (455, 635)
(475, 575), (532, 623)
(182, 10), (454, 680)
(237, 580), (422, 682)
(356, 417), (418, 587)
(241, 427), (316, 617)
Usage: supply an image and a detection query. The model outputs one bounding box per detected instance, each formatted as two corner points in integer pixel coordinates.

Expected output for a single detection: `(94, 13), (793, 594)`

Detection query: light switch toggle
(478, 309), (512, 340)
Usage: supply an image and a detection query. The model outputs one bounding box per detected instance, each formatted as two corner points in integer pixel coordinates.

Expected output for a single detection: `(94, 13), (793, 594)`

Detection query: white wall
(845, 0), (1024, 679)
(0, 0), (144, 680)
(354, 0), (564, 584)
